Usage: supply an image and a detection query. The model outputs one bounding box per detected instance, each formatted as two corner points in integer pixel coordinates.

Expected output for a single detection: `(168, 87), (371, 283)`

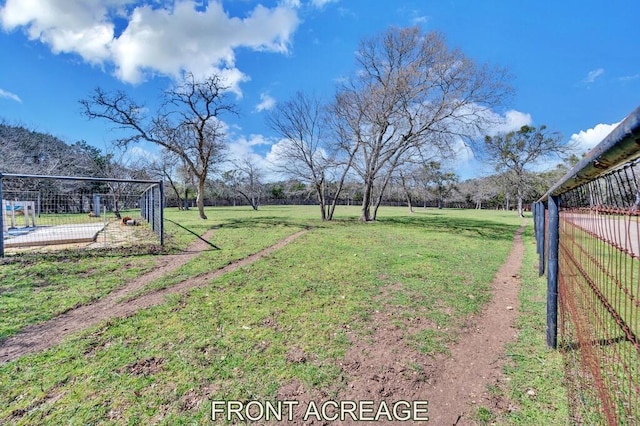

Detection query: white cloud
(127, 145), (158, 162)
(0, 0), (121, 63)
(227, 134), (271, 158)
(281, 0), (301, 8)
(452, 109), (533, 177)
(226, 134), (283, 181)
(255, 92), (276, 112)
(441, 105), (533, 140)
(0, 88), (22, 103)
(0, 0), (300, 90)
(620, 74), (640, 82)
(411, 15), (428, 25)
(569, 121), (621, 155)
(487, 110), (533, 135)
(263, 138), (287, 166)
(582, 68), (604, 84)
(310, 0), (338, 8)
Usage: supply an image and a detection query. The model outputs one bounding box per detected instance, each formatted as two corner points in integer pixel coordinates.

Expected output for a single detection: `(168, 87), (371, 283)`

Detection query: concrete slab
(3, 223), (106, 248)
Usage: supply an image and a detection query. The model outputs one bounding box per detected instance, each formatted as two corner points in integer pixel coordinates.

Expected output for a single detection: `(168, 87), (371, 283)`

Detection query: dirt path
(424, 224), (524, 425)
(0, 229), (307, 364)
(328, 223), (526, 425)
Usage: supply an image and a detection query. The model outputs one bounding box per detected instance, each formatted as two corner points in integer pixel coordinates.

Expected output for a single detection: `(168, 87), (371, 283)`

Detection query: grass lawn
(0, 205), (566, 424)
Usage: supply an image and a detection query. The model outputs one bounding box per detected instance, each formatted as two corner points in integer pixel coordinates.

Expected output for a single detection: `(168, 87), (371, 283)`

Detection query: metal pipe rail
(539, 105), (640, 202)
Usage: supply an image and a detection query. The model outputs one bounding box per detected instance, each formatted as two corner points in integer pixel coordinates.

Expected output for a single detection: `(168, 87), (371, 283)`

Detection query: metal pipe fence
(0, 173), (164, 257)
(535, 106), (640, 424)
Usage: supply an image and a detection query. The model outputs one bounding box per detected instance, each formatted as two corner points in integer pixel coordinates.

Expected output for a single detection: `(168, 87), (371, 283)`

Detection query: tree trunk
(166, 176), (183, 210)
(183, 188), (189, 211)
(517, 188), (523, 217)
(315, 182), (327, 221)
(328, 170), (349, 221)
(372, 167), (396, 221)
(113, 197), (121, 219)
(398, 173), (414, 213)
(360, 177), (374, 221)
(406, 191), (414, 213)
(197, 176), (207, 219)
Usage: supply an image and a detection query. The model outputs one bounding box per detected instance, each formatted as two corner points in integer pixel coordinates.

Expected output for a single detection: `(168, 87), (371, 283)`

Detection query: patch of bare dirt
(0, 229), (307, 364)
(301, 223), (525, 425)
(276, 380), (328, 426)
(10, 385), (67, 421)
(423, 224), (524, 425)
(119, 356), (165, 376)
(286, 347), (309, 364)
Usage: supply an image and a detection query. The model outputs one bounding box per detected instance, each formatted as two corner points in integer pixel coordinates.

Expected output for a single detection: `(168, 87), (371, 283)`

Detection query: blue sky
(0, 0), (638, 180)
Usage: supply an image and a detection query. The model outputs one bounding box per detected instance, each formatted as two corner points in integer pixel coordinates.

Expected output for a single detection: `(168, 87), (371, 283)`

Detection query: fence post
(535, 201), (546, 276)
(93, 194), (101, 217)
(0, 173), (4, 258)
(159, 181), (164, 247)
(547, 194), (560, 348)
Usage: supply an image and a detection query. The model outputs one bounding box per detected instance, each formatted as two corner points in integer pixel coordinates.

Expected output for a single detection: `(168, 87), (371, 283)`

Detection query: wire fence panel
(140, 183), (163, 246)
(559, 167), (640, 424)
(0, 174), (163, 257)
(536, 106), (640, 425)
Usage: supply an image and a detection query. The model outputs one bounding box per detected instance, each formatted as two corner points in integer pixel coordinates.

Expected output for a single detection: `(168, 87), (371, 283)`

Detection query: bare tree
(481, 125), (566, 216)
(336, 26), (511, 221)
(266, 91), (334, 220)
(466, 177), (501, 209)
(223, 158), (263, 210)
(144, 149), (187, 209)
(325, 94), (362, 219)
(81, 72), (236, 219)
(396, 169), (417, 213)
(93, 146), (140, 218)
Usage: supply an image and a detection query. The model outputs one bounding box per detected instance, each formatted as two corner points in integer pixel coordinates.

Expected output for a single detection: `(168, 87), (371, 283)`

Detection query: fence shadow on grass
(164, 218), (221, 250)
(377, 214), (521, 241)
(211, 216), (320, 230)
(560, 335), (628, 352)
(198, 212), (522, 242)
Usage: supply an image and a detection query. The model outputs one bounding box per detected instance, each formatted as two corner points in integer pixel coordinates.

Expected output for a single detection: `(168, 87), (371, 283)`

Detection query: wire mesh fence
(0, 174), (163, 256)
(558, 164), (640, 424)
(535, 106), (640, 425)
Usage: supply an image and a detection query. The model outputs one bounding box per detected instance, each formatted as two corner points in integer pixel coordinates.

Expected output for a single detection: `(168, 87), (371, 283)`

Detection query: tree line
(3, 26), (573, 219)
(0, 119), (570, 215)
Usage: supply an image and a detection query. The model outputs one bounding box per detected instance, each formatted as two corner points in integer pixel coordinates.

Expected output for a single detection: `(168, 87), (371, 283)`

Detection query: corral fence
(0, 173), (163, 257)
(534, 106), (640, 424)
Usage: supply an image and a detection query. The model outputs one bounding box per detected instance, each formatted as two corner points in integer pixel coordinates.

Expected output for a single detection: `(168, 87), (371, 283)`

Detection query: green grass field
(0, 206), (568, 424)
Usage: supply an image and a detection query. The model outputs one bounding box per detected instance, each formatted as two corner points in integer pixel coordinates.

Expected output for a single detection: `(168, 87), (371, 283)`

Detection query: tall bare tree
(266, 91), (333, 220)
(396, 169), (417, 213)
(336, 26), (511, 221)
(144, 149), (188, 209)
(81, 72), (236, 219)
(481, 125), (566, 216)
(223, 157), (263, 210)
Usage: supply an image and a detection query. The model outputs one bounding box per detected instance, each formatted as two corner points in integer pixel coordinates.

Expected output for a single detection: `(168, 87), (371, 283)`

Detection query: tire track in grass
(0, 229), (307, 364)
(424, 223), (524, 425)
(323, 223), (525, 425)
